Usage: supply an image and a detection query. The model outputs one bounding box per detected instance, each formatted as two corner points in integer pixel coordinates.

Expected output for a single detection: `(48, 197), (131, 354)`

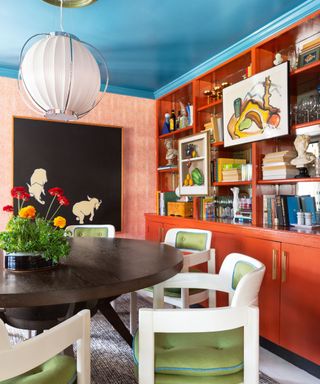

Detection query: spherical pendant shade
(19, 32), (108, 121)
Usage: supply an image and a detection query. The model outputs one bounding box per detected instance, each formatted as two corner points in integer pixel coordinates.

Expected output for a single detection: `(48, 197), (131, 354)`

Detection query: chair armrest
(153, 272), (230, 308)
(140, 305), (258, 333)
(0, 310), (90, 383)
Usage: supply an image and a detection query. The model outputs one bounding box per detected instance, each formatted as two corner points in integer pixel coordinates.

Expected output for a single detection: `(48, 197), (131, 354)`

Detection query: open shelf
(197, 99), (222, 112)
(290, 60), (320, 78)
(158, 167), (178, 173)
(212, 181), (252, 186)
(211, 141), (224, 147)
(257, 177), (320, 184)
(291, 119), (320, 131)
(159, 126), (193, 139)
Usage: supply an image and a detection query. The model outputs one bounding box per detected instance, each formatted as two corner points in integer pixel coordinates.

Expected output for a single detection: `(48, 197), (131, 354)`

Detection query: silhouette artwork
(27, 168), (48, 205)
(72, 196), (102, 224)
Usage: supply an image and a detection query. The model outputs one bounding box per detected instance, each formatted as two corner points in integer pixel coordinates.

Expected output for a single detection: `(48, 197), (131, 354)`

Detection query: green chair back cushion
(0, 355), (76, 384)
(231, 261), (256, 290)
(133, 327), (243, 378)
(74, 227), (109, 238)
(175, 232), (207, 251)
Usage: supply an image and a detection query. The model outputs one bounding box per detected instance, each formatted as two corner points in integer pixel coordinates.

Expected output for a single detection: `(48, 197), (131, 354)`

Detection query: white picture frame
(223, 62), (289, 147)
(178, 131), (210, 196)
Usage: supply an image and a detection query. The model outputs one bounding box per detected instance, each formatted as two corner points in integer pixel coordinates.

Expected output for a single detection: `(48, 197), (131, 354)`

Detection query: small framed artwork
(298, 47), (320, 68)
(223, 61), (289, 147)
(178, 131), (210, 196)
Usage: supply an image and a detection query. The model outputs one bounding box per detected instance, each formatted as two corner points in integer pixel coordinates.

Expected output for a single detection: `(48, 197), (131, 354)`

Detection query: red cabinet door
(239, 238), (281, 344)
(145, 221), (162, 242)
(213, 232), (281, 343)
(280, 243), (320, 364)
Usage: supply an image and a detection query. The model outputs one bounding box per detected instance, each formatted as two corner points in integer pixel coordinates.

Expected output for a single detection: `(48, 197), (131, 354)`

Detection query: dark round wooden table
(0, 237), (183, 344)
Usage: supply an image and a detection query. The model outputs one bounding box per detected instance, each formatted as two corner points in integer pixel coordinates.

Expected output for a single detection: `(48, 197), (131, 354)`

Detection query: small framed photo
(178, 131), (210, 196)
(298, 47), (320, 68)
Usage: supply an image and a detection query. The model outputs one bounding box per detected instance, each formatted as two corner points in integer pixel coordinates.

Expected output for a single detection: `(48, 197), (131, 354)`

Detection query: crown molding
(154, 0), (320, 99)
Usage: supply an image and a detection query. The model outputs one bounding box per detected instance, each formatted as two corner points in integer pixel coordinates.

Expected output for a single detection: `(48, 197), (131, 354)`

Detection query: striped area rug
(7, 294), (279, 384)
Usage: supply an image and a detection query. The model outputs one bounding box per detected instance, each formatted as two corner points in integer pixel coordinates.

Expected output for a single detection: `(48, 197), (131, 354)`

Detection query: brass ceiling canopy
(42, 0), (96, 8)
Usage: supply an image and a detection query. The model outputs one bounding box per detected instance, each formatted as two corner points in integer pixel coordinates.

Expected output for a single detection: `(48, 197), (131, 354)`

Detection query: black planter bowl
(4, 252), (57, 272)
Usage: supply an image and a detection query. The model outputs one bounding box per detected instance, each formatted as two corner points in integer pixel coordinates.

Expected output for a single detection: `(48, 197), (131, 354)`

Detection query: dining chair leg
(130, 292), (137, 335)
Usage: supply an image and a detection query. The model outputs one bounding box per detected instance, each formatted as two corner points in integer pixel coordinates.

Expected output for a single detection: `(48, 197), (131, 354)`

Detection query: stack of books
(262, 150), (297, 180)
(222, 166), (241, 182)
(214, 158), (246, 182)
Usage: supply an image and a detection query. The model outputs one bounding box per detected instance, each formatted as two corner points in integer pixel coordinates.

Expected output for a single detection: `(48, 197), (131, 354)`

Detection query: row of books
(263, 194), (318, 226)
(262, 150), (297, 180)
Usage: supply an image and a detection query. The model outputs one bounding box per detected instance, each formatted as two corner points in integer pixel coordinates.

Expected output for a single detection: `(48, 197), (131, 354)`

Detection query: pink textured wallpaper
(0, 77), (156, 239)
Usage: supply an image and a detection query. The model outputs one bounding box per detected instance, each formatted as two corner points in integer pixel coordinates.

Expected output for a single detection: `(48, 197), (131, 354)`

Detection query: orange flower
(53, 216), (66, 229)
(19, 205), (36, 219)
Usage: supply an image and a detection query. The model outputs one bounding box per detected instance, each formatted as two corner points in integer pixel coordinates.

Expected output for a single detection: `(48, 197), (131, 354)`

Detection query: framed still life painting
(223, 62), (289, 147)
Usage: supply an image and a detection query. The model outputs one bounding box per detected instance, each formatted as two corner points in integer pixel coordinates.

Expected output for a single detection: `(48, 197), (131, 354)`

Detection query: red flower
(48, 187), (64, 197)
(21, 192), (31, 201)
(11, 186), (27, 199)
(58, 195), (70, 206)
(3, 205), (14, 213)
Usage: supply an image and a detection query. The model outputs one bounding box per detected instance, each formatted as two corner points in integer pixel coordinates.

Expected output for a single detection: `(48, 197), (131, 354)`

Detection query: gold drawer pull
(272, 249), (278, 280)
(281, 251), (287, 283)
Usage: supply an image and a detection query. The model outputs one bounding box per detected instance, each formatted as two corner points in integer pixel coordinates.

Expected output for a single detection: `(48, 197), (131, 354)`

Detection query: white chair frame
(0, 309), (91, 384)
(66, 224), (115, 238)
(130, 228), (215, 334)
(138, 253), (266, 384)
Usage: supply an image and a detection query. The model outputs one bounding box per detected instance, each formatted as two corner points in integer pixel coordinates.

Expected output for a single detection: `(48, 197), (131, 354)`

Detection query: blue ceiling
(0, 0), (318, 98)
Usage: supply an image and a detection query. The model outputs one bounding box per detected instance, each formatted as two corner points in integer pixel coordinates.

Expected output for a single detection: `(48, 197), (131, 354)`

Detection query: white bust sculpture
(165, 139), (178, 166)
(290, 135), (315, 168)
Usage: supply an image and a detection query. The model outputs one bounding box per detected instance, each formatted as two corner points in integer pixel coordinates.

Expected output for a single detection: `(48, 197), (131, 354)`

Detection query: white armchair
(130, 228), (215, 334)
(134, 253), (266, 384)
(0, 309), (91, 384)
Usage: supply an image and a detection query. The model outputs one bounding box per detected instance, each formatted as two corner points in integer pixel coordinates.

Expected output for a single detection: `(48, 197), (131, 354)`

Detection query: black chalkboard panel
(13, 117), (122, 231)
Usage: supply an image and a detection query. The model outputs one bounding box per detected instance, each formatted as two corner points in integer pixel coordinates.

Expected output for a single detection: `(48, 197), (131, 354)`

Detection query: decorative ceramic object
(161, 113), (170, 134)
(4, 252), (57, 271)
(231, 187), (240, 217)
(273, 52), (283, 66)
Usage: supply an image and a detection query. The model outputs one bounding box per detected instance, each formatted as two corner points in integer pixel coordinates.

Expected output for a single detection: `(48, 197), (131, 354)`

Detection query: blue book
(286, 196), (301, 225)
(300, 195), (317, 224)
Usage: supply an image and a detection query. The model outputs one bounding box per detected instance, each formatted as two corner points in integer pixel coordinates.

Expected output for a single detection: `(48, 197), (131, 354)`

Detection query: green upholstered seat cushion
(144, 286), (205, 298)
(144, 268), (204, 298)
(74, 227), (108, 238)
(133, 327), (243, 377)
(0, 355), (76, 384)
(175, 232), (207, 251)
(232, 261), (256, 290)
(153, 371), (243, 384)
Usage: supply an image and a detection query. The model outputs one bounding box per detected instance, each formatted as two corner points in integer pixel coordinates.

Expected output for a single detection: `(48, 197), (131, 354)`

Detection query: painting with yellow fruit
(223, 62), (289, 147)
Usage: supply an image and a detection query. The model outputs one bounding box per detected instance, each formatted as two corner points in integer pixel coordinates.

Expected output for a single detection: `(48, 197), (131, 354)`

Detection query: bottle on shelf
(176, 110), (181, 130)
(169, 109), (176, 132)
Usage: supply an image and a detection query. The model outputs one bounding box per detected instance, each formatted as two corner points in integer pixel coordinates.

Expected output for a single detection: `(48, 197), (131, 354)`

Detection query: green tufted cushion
(74, 227), (109, 238)
(175, 232), (207, 251)
(0, 355), (76, 384)
(231, 261), (256, 290)
(133, 327), (243, 378)
(153, 371), (243, 383)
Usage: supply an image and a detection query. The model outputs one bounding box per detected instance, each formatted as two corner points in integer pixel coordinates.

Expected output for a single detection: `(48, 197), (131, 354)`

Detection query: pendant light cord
(60, 0), (64, 32)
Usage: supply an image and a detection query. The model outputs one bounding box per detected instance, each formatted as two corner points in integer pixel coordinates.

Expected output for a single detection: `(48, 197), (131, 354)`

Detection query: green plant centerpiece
(0, 187), (71, 271)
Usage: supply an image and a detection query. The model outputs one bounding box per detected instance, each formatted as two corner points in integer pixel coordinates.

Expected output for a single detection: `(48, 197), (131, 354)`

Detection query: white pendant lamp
(18, 1), (108, 121)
